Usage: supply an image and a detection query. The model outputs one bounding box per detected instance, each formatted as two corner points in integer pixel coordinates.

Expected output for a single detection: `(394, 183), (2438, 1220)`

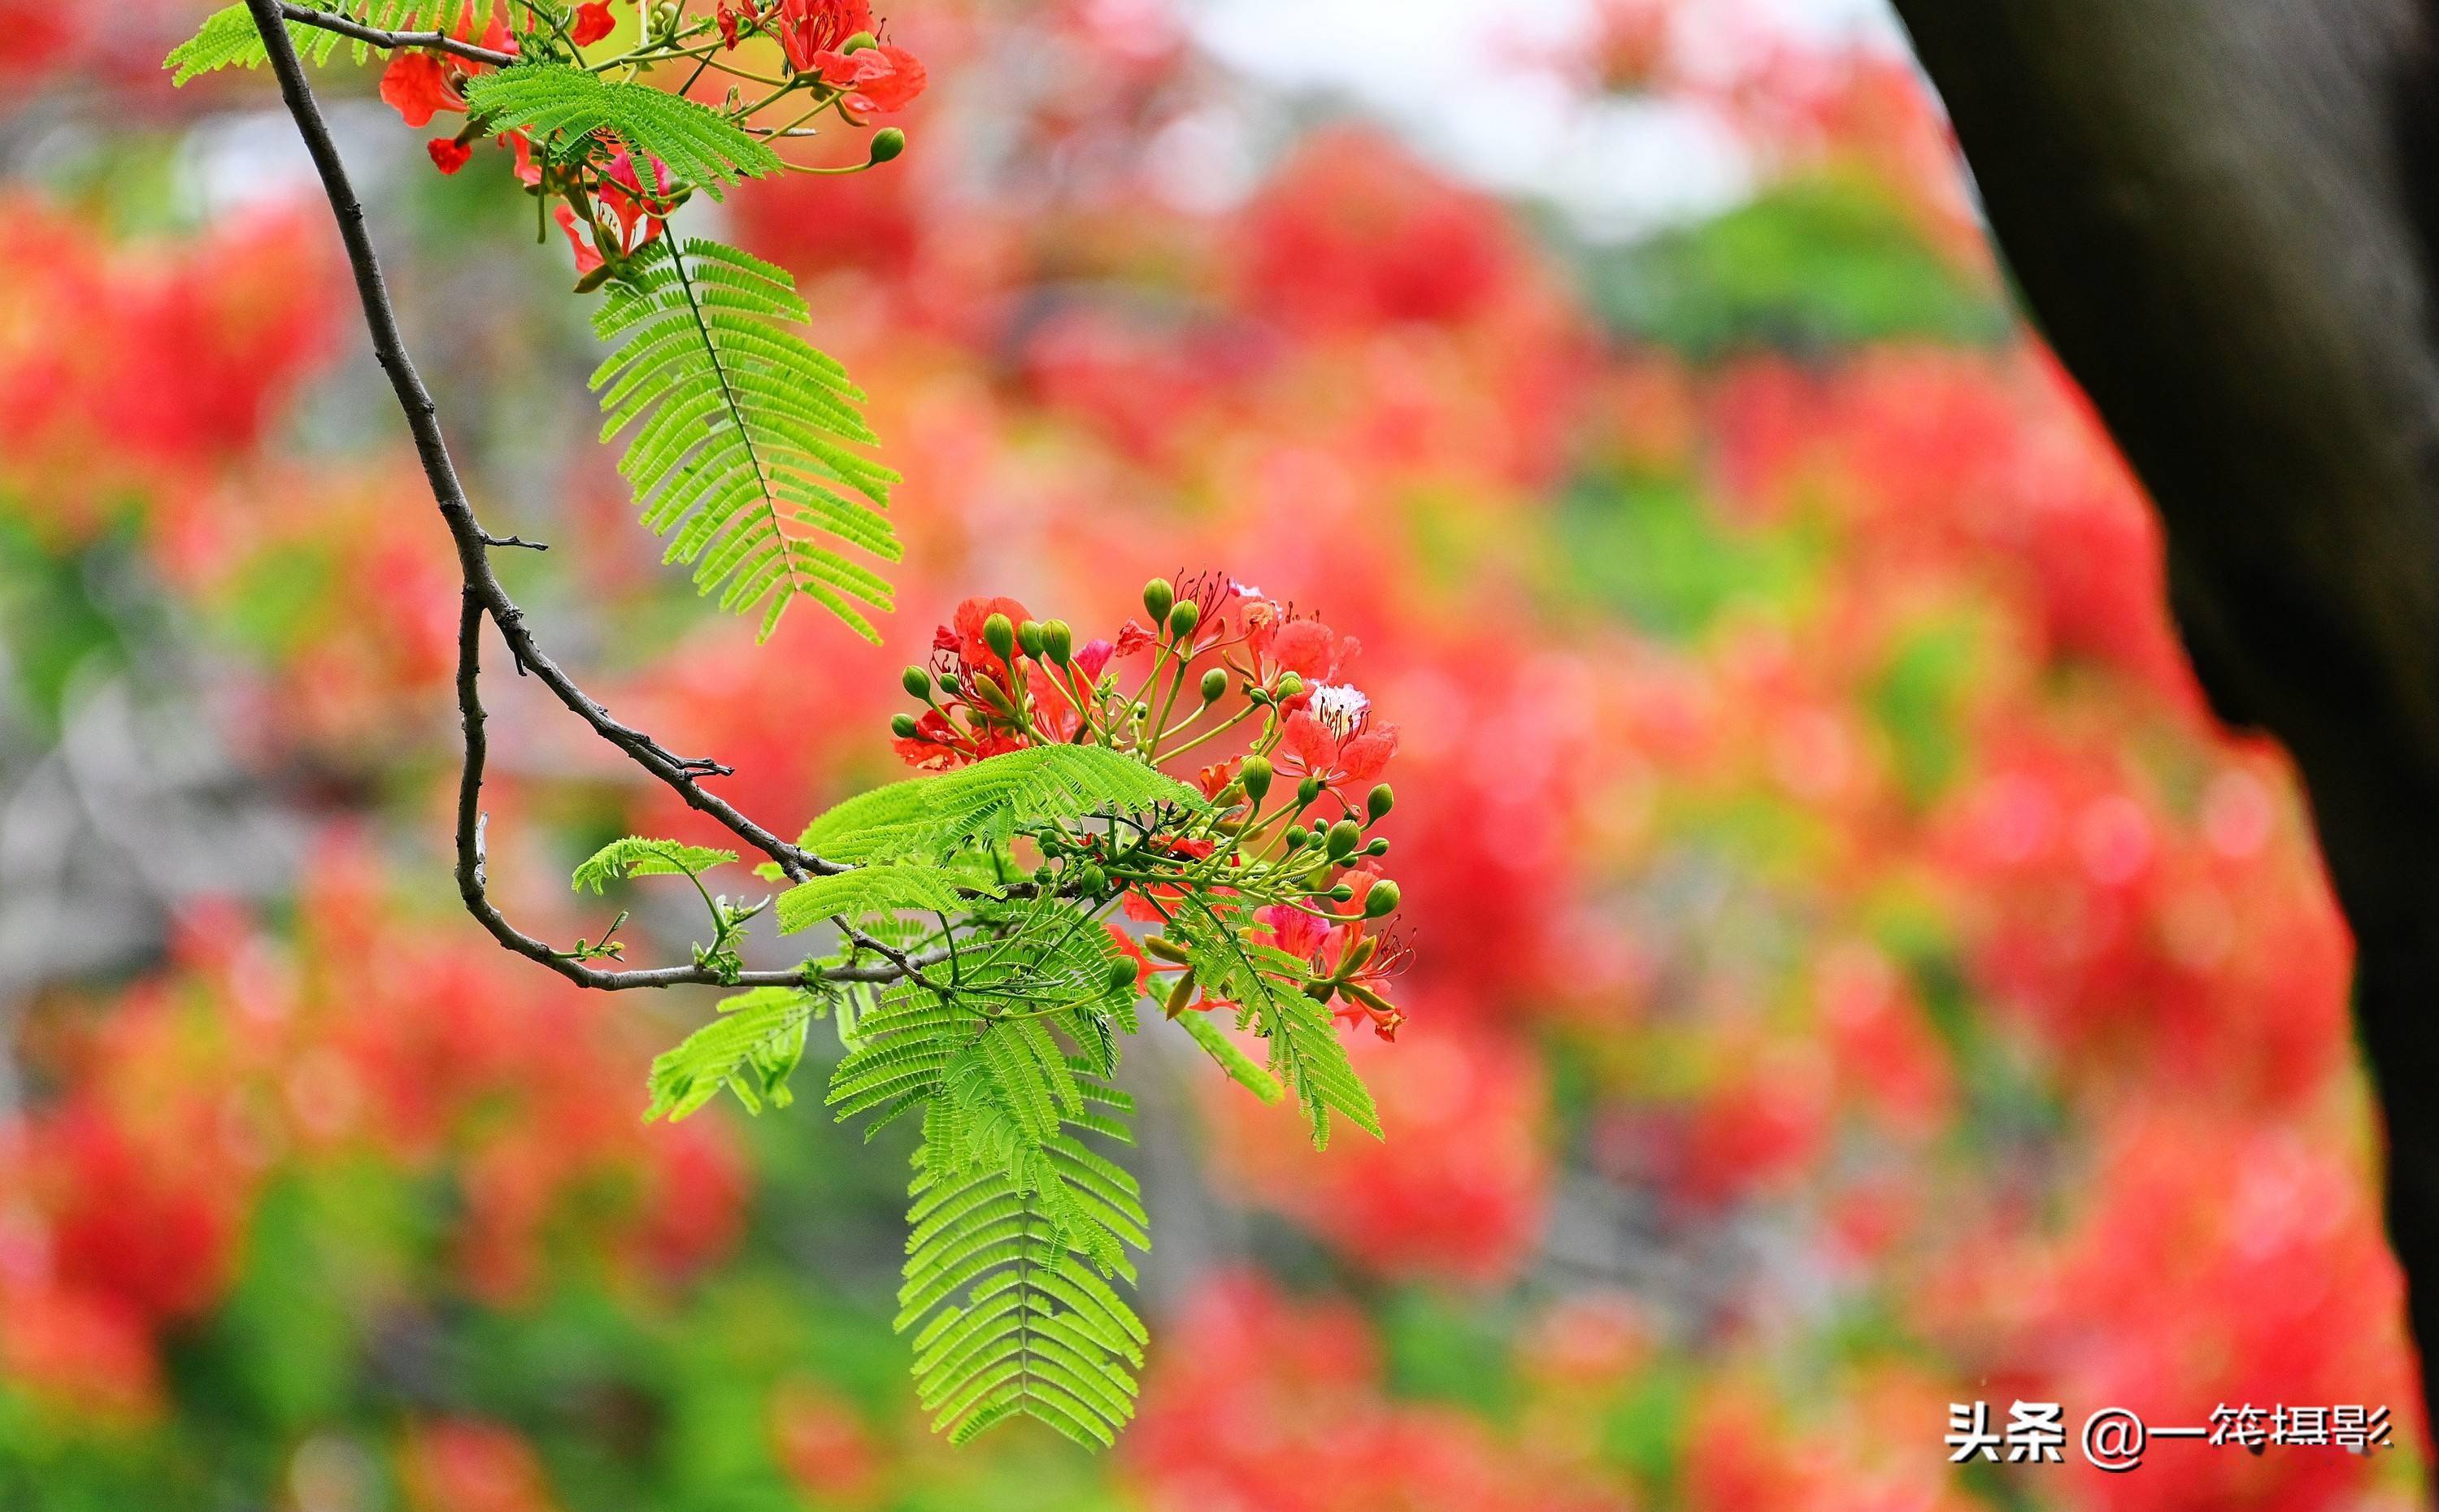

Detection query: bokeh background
(0, 2), (2426, 1508)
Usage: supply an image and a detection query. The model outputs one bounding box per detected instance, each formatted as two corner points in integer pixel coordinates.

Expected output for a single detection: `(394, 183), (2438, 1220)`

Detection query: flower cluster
(894, 574), (1411, 1038)
(368, 0), (925, 282)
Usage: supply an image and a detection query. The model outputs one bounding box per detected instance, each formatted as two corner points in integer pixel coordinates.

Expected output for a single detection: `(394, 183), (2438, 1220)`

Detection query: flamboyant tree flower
(571, 2), (619, 46)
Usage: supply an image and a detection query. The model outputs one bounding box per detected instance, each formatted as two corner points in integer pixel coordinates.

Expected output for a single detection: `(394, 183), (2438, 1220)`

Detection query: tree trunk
(1893, 0), (2439, 1452)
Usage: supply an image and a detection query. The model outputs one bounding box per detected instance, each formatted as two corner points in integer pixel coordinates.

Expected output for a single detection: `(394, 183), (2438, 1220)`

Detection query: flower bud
(1163, 968), (1199, 1019)
(983, 612), (1016, 661)
(973, 672), (1016, 716)
(867, 126), (906, 164)
(1167, 600), (1201, 641)
(1144, 935), (1193, 965)
(1104, 955), (1140, 996)
(1275, 672), (1304, 701)
(1364, 837), (1391, 858)
(1328, 819), (1361, 858)
(1076, 863), (1106, 895)
(1042, 619), (1073, 664)
(1018, 619), (1046, 659)
(902, 665), (933, 699)
(1033, 865), (1054, 886)
(1367, 784), (1394, 823)
(1282, 823), (1307, 850)
(1363, 880), (1402, 919)
(1143, 578), (1175, 623)
(1329, 883), (1356, 902)
(1200, 667), (1227, 703)
(889, 712), (920, 739)
(1297, 776), (1322, 806)
(1241, 756), (1274, 803)
(940, 671), (962, 696)
(841, 29), (878, 51)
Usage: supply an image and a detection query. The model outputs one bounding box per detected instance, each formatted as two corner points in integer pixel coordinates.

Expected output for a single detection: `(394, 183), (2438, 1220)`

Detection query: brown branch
(276, 2), (520, 69)
(241, 0), (906, 993)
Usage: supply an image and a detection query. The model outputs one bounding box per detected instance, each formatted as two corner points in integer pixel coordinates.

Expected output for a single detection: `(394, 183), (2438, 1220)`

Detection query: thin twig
(277, 2), (521, 68)
(242, 0), (837, 884)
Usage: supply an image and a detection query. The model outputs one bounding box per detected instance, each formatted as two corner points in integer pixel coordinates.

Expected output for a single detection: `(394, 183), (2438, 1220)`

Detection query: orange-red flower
(380, 52), (463, 128)
(1278, 693), (1398, 789)
(810, 42), (928, 115)
(773, 0), (873, 73)
(571, 2), (618, 46)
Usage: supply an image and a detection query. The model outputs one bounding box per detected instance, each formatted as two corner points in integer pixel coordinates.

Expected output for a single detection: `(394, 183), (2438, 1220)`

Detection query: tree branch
(241, 0), (925, 997)
(277, 2), (520, 68)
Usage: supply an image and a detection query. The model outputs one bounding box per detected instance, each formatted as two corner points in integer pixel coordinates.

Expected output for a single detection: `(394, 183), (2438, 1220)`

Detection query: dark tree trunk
(1890, 0), (2439, 1454)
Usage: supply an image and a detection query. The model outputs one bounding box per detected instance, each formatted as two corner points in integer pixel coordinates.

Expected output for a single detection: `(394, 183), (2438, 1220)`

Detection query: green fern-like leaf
(801, 746), (1206, 866)
(165, 2), (344, 82)
(646, 984), (826, 1120)
(1175, 1011), (1285, 1104)
(1172, 897), (1380, 1149)
(897, 1095), (1148, 1448)
(593, 237), (901, 641)
(572, 836), (738, 893)
(776, 866), (976, 935)
(463, 63), (784, 194)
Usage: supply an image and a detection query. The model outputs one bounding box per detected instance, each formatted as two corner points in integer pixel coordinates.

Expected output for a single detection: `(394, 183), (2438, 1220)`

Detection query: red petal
(571, 2), (616, 45)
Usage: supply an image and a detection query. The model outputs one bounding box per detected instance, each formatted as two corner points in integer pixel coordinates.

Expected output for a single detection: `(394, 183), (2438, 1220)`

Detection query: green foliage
(1176, 1011), (1284, 1104)
(646, 985), (825, 1120)
(463, 64), (784, 195)
(165, 2), (501, 81)
(593, 237), (902, 641)
(776, 866), (973, 935)
(800, 745), (1206, 866)
(165, 3), (343, 83)
(1584, 172), (2010, 354)
(572, 836), (738, 892)
(1170, 897), (1380, 1148)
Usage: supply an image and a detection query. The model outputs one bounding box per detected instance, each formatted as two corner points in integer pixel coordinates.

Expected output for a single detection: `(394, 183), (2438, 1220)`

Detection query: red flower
(715, 3), (745, 49)
(571, 1), (617, 46)
(944, 594), (1032, 676)
(554, 204), (606, 278)
(774, 0), (873, 73)
(1278, 689), (1398, 789)
(1267, 616), (1359, 684)
(426, 137), (474, 175)
(809, 42), (928, 115)
(380, 52), (463, 128)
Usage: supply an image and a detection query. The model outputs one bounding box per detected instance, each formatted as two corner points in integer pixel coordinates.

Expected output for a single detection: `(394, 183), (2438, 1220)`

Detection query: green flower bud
(940, 671), (962, 696)
(867, 126), (906, 164)
(1276, 672), (1304, 701)
(1105, 955), (1140, 995)
(1033, 866), (1055, 886)
(1017, 619), (1046, 659)
(902, 665), (933, 699)
(983, 612), (1016, 661)
(1143, 577), (1175, 623)
(1297, 775), (1323, 806)
(1328, 819), (1361, 858)
(1367, 784), (1394, 822)
(1363, 880), (1402, 919)
(1076, 863), (1106, 895)
(841, 29), (878, 51)
(889, 712), (920, 739)
(1200, 667), (1228, 703)
(1282, 823), (1308, 850)
(1240, 756), (1274, 802)
(1042, 619), (1073, 665)
(973, 673), (1016, 716)
(1329, 883), (1356, 902)
(1167, 600), (1202, 640)
(1364, 837), (1391, 858)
